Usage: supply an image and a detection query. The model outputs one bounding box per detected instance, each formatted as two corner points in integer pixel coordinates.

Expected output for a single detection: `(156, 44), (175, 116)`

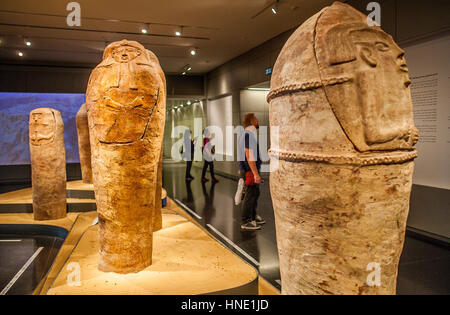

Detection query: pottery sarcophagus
(86, 40), (166, 273)
(76, 103), (93, 184)
(268, 2), (418, 294)
(29, 107), (67, 221)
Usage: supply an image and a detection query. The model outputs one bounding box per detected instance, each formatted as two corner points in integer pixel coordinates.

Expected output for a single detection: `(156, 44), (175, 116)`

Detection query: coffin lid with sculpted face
(86, 40), (165, 144)
(29, 107), (58, 146)
(269, 1), (417, 153)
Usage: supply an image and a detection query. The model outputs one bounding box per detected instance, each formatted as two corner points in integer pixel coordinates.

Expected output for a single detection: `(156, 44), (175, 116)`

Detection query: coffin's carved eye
(375, 42), (389, 51)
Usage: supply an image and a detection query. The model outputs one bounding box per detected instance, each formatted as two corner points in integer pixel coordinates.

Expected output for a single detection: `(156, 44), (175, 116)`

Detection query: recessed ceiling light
(190, 49), (196, 56)
(272, 1), (279, 14)
(182, 71), (186, 75)
(175, 26), (183, 36)
(187, 66), (192, 71)
(25, 40), (31, 46)
(141, 24), (150, 34)
(18, 51), (23, 57)
(187, 100), (191, 105)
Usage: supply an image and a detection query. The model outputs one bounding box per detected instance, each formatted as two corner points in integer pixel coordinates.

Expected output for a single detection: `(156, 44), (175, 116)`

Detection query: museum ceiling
(0, 0), (334, 74)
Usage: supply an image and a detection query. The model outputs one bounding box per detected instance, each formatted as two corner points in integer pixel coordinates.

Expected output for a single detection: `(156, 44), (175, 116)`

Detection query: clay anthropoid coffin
(153, 141), (163, 232)
(87, 40), (166, 273)
(268, 2), (418, 294)
(76, 103), (93, 183)
(29, 108), (67, 220)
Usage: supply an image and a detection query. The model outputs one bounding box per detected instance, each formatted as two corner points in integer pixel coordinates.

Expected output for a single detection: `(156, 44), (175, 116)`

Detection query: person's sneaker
(201, 177), (209, 182)
(240, 220), (261, 231)
(255, 215), (266, 225)
(212, 177), (219, 183)
(234, 178), (244, 205)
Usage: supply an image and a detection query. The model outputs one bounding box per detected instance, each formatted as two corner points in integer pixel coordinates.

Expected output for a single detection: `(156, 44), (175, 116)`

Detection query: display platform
(0, 182), (263, 295)
(0, 181), (97, 213)
(0, 223), (68, 295)
(0, 205), (260, 295)
(45, 205), (258, 295)
(0, 181), (168, 213)
(0, 211), (94, 294)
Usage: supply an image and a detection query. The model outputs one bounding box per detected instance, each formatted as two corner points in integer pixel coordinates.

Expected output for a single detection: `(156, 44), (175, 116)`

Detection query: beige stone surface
(0, 185), (94, 204)
(66, 180), (94, 191)
(46, 208), (256, 295)
(76, 103), (93, 184)
(29, 108), (67, 221)
(258, 276), (281, 295)
(268, 2), (418, 295)
(86, 40), (166, 273)
(153, 141), (163, 232)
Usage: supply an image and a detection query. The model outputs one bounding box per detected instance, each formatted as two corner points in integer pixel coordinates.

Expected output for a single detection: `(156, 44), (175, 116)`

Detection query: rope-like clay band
(269, 149), (418, 165)
(266, 76), (352, 103)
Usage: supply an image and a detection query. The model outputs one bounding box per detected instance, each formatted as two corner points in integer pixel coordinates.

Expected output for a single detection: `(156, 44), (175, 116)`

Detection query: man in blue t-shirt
(238, 113), (265, 231)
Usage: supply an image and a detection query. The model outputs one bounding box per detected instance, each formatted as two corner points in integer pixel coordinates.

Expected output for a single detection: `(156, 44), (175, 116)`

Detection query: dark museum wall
(206, 0), (450, 101)
(0, 63), (205, 95)
(0, 62), (204, 190)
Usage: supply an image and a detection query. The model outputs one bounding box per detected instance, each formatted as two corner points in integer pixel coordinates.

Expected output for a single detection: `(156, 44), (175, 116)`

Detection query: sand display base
(0, 186), (94, 205)
(46, 207), (257, 295)
(0, 181), (166, 213)
(0, 188), (267, 295)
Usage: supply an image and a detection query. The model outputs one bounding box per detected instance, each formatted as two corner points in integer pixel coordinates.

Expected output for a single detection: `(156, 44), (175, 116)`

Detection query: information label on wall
(405, 35), (450, 189)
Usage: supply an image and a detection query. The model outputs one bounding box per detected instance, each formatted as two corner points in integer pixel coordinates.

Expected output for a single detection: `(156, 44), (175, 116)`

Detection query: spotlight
(175, 26), (183, 36)
(182, 71), (186, 75)
(190, 49), (196, 56)
(18, 51), (23, 57)
(24, 37), (32, 46)
(141, 24), (149, 34)
(187, 100), (191, 105)
(187, 66), (192, 71)
(272, 0), (279, 14)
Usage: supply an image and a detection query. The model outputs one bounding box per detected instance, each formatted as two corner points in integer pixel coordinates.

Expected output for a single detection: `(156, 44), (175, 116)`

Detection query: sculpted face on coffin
(29, 108), (56, 146)
(86, 40), (161, 144)
(317, 20), (419, 151)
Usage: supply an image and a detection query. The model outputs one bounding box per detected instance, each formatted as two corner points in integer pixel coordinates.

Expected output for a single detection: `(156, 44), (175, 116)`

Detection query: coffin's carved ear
(359, 46), (377, 67)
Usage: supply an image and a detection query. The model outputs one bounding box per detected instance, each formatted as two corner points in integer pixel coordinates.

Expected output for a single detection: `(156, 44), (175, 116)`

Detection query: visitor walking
(183, 129), (195, 181)
(238, 113), (265, 231)
(201, 128), (219, 183)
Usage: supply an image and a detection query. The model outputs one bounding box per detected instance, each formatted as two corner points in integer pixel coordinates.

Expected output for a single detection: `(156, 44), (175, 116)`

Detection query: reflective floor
(0, 234), (64, 295)
(163, 161), (450, 294)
